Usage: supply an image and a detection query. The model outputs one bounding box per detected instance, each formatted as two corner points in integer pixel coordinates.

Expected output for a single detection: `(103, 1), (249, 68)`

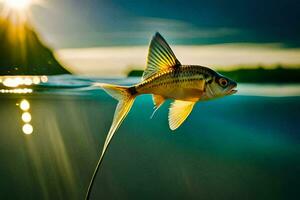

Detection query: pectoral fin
(168, 100), (195, 130)
(150, 95), (166, 118)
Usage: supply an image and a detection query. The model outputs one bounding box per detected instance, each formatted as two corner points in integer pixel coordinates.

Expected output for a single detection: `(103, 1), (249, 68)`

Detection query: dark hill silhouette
(0, 18), (70, 75)
(127, 66), (300, 83)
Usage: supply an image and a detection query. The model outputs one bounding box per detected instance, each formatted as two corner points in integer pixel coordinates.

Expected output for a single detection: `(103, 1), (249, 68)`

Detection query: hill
(127, 66), (300, 83)
(218, 67), (300, 83)
(0, 18), (70, 75)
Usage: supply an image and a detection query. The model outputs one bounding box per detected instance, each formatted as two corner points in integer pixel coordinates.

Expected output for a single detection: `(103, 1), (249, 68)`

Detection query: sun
(0, 0), (39, 23)
(4, 0), (32, 11)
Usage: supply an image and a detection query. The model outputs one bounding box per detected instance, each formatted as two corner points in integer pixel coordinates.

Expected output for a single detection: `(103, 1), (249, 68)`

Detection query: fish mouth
(227, 85), (238, 95)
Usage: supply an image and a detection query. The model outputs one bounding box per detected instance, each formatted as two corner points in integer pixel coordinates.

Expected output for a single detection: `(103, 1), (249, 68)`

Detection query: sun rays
(0, 0), (45, 24)
(0, 0), (45, 71)
(5, 0), (32, 10)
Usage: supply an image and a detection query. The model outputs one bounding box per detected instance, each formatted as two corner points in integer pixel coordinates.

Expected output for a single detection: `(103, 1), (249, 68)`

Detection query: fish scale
(135, 65), (212, 95)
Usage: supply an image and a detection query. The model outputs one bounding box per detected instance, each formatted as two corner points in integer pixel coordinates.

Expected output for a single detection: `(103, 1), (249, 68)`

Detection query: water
(0, 75), (299, 200)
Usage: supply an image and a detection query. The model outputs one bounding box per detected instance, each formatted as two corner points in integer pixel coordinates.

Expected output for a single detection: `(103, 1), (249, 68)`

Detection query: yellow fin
(168, 100), (195, 130)
(150, 95), (166, 118)
(152, 94), (165, 108)
(86, 83), (135, 200)
(95, 83), (135, 161)
(142, 32), (181, 80)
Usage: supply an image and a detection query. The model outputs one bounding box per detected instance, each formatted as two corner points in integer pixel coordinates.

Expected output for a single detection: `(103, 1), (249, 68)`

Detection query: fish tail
(86, 83), (136, 200)
(97, 83), (136, 153)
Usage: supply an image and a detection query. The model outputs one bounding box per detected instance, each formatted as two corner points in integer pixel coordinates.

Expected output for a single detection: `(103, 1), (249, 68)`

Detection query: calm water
(0, 75), (299, 200)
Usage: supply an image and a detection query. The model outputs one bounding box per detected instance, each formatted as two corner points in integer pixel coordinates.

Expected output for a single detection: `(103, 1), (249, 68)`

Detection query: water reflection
(40, 75), (48, 83)
(22, 124), (33, 134)
(21, 112), (31, 122)
(0, 77), (83, 198)
(20, 99), (30, 110)
(0, 75), (48, 88)
(18, 98), (91, 199)
(0, 88), (32, 93)
(18, 99), (33, 135)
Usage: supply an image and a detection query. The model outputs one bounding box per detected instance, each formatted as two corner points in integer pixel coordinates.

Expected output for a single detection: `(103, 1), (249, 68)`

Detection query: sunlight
(5, 0), (32, 11)
(0, 88), (33, 93)
(1, 76), (48, 87)
(0, 0), (41, 23)
(0, 0), (45, 65)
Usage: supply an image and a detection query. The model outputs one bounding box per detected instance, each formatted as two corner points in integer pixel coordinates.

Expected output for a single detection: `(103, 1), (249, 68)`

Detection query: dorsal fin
(142, 32), (181, 80)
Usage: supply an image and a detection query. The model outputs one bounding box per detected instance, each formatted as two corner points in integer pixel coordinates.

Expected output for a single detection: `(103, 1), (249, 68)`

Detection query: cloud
(135, 17), (240, 39)
(37, 16), (244, 48)
(55, 43), (300, 76)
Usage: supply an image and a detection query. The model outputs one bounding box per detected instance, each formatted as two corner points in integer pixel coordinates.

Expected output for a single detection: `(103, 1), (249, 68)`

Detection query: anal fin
(168, 100), (196, 130)
(150, 95), (166, 118)
(153, 94), (165, 108)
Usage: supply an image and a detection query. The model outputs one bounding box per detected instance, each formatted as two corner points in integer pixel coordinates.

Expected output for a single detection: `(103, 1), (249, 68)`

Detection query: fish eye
(219, 78), (228, 87)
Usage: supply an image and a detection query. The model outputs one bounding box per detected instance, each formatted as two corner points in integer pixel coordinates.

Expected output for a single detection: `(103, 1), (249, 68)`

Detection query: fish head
(206, 73), (237, 98)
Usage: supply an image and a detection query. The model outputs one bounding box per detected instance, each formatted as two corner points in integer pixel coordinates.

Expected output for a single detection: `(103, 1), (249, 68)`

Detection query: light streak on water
(0, 88), (32, 94)
(18, 99), (33, 135)
(0, 76), (48, 88)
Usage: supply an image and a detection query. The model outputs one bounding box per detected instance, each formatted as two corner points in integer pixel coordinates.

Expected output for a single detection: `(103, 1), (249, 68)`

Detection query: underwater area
(0, 75), (299, 200)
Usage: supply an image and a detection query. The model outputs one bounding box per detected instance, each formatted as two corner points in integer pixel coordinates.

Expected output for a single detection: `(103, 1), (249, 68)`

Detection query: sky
(30, 0), (300, 48)
(6, 0), (300, 75)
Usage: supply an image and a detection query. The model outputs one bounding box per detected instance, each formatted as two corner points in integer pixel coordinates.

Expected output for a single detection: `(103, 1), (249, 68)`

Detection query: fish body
(86, 32), (237, 199)
(135, 65), (233, 102)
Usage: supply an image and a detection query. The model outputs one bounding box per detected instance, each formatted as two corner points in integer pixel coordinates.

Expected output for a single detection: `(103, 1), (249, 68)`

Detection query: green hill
(0, 18), (70, 75)
(218, 67), (300, 83)
(127, 66), (300, 83)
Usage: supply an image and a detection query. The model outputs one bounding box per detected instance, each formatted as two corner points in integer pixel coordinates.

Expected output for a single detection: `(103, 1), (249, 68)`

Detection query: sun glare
(6, 0), (32, 10)
(0, 0), (40, 23)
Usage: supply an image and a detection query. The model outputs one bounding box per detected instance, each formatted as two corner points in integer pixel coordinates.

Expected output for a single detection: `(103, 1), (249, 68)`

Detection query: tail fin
(85, 83), (136, 200)
(97, 83), (135, 157)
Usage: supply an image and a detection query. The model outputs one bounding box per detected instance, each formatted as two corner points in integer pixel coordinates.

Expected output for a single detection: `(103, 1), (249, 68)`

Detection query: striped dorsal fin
(142, 32), (181, 80)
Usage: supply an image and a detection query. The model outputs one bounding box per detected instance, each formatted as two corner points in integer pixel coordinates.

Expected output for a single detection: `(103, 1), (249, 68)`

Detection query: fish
(85, 32), (237, 199)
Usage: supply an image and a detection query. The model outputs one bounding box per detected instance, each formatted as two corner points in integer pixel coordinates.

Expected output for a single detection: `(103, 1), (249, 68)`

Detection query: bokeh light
(0, 88), (32, 94)
(41, 75), (48, 83)
(20, 99), (30, 110)
(1, 76), (47, 88)
(22, 123), (33, 134)
(24, 77), (33, 85)
(22, 112), (31, 122)
(3, 78), (19, 87)
(32, 76), (40, 84)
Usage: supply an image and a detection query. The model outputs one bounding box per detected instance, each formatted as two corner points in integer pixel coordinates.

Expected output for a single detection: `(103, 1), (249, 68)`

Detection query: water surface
(0, 75), (299, 200)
